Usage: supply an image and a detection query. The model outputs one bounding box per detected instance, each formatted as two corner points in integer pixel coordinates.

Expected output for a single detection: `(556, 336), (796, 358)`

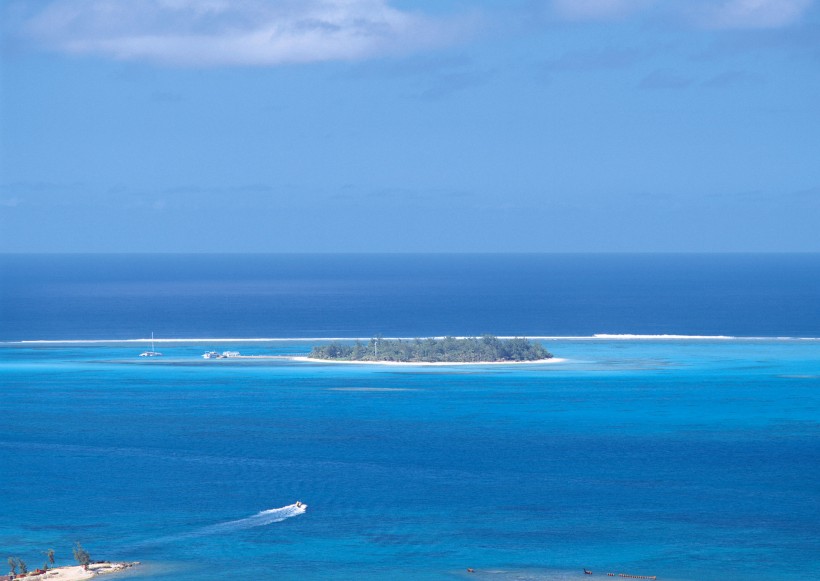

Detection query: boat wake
(196, 503), (307, 535)
(133, 503), (307, 548)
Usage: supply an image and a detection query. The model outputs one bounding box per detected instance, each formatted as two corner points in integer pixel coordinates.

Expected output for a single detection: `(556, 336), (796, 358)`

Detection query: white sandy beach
(288, 356), (567, 366)
(16, 563), (138, 581)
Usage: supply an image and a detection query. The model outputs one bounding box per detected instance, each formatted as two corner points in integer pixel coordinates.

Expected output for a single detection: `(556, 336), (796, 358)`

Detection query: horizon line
(3, 251), (820, 256)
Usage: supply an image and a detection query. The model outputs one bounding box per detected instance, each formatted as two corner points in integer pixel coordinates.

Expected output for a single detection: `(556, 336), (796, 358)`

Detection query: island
(5, 544), (138, 581)
(10, 562), (140, 581)
(308, 335), (553, 363)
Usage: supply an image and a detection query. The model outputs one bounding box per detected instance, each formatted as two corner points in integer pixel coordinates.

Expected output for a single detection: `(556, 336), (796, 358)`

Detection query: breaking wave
(9, 335), (820, 344)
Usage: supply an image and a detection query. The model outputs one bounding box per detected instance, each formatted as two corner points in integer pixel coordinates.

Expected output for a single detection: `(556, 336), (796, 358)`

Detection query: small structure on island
(202, 350), (241, 359)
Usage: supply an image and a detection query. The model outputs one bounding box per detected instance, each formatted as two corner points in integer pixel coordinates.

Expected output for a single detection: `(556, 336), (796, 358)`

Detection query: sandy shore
(289, 356), (567, 366)
(18, 562), (139, 581)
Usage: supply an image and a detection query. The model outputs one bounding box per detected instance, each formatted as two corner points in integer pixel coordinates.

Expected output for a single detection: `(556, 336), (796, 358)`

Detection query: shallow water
(1, 339), (818, 580)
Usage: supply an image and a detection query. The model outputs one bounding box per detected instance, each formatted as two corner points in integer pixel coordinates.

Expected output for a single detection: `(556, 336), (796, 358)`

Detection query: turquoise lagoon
(1, 337), (818, 580)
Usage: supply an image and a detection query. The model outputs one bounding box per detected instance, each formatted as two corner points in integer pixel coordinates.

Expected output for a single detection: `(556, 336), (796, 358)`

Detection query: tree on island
(309, 335), (552, 363)
(43, 548), (55, 571)
(73, 542), (91, 570)
(16, 558), (27, 575)
(7, 557), (17, 576)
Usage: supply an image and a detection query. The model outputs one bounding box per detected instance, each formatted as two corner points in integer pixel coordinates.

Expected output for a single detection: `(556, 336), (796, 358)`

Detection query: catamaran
(139, 332), (163, 357)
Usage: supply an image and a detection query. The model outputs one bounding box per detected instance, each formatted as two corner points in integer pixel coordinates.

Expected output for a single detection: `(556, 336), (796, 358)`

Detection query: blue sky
(1, 0), (818, 252)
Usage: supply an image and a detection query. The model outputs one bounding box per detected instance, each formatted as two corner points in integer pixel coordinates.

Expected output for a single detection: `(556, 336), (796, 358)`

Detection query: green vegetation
(6, 557), (28, 575)
(73, 542), (91, 568)
(309, 335), (552, 363)
(6, 545), (112, 577)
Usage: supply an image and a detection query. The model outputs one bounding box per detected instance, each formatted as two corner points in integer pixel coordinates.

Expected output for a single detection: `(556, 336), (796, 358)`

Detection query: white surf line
(9, 335), (820, 344)
(15, 337), (377, 344)
(590, 334), (736, 339)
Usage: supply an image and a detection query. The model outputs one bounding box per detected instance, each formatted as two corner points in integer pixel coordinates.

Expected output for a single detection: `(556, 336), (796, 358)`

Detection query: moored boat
(139, 332), (162, 357)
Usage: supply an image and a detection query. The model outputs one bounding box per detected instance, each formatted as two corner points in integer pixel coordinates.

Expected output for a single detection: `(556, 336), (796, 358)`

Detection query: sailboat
(139, 332), (163, 357)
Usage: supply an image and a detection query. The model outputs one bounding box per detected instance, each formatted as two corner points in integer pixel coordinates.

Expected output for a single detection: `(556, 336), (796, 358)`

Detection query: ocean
(1, 254), (818, 580)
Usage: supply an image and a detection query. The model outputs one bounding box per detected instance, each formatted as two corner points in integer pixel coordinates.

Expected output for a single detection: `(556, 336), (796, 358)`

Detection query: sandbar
(19, 562), (139, 581)
(289, 356), (566, 366)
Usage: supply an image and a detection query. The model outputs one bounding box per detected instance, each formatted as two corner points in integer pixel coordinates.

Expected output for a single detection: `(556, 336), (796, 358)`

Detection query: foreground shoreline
(9, 563), (139, 581)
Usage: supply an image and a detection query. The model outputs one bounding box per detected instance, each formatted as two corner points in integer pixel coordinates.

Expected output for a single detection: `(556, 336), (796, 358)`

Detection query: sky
(1, 0), (818, 253)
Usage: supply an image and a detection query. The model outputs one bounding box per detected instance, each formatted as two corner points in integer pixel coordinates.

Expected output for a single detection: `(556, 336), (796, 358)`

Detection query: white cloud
(0, 197), (22, 208)
(548, 0), (815, 28)
(695, 0), (814, 29)
(550, 0), (655, 20)
(21, 0), (474, 66)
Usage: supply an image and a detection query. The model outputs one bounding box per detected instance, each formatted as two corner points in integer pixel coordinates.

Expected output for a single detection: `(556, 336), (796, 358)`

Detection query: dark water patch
(22, 522), (108, 532)
(326, 387), (421, 392)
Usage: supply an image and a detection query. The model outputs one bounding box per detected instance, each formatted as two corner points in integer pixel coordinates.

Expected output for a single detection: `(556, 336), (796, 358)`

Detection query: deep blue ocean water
(1, 254), (818, 580)
(2, 254), (820, 340)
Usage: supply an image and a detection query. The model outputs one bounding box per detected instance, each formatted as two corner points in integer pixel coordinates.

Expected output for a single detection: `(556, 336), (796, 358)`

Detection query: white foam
(8, 334), (819, 344)
(197, 503), (307, 534)
(14, 337), (369, 344)
(591, 334), (735, 340)
(134, 503), (307, 548)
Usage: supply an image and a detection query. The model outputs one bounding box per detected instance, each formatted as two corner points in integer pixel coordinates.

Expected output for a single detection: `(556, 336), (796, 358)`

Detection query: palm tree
(42, 548), (55, 570)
